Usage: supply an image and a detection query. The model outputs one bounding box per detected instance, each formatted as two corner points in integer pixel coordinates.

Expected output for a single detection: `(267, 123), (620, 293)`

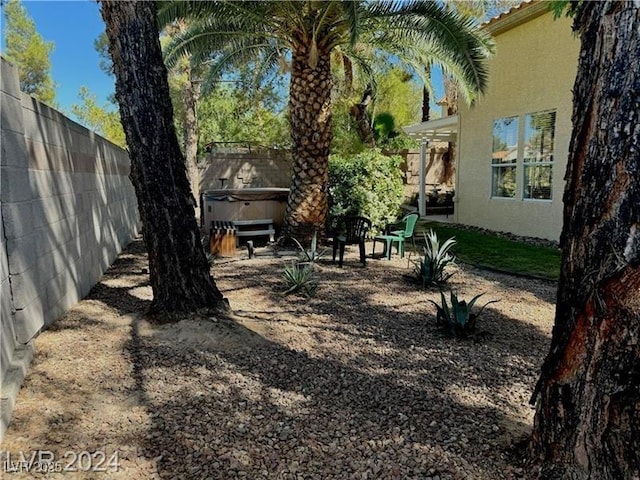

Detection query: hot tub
(201, 188), (289, 229)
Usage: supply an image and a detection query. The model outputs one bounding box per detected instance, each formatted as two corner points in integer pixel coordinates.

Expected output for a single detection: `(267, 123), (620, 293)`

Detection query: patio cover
(403, 115), (458, 216)
(403, 114), (458, 143)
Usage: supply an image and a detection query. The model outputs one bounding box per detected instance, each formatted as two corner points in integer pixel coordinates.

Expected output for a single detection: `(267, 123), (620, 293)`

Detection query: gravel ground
(1, 239), (556, 479)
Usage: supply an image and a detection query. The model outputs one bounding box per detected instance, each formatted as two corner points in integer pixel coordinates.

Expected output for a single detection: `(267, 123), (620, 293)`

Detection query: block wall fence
(0, 57), (140, 439)
(198, 147), (453, 206)
(199, 149), (293, 193)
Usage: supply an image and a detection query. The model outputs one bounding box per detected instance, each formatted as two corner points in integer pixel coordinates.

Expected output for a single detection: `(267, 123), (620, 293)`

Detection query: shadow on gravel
(82, 239), (546, 478)
(121, 320), (533, 479)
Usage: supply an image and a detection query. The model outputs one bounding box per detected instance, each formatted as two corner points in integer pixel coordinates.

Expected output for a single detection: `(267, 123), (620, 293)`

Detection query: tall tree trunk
(183, 65), (201, 216)
(342, 53), (353, 97)
(100, 1), (226, 314)
(530, 2), (640, 478)
(282, 42), (332, 242)
(443, 73), (459, 115)
(422, 65), (431, 122)
(349, 84), (376, 147)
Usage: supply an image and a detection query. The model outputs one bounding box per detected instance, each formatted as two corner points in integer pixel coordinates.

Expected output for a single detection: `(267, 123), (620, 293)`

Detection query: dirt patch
(1, 239), (555, 479)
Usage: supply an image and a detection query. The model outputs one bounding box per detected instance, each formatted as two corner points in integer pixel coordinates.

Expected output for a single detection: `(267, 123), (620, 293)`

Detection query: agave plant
(430, 291), (498, 339)
(413, 230), (456, 287)
(281, 232), (325, 296)
(282, 261), (318, 297)
(292, 230), (327, 266)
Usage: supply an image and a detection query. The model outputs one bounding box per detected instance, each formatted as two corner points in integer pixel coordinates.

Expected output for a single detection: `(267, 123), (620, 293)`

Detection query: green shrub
(430, 291), (497, 339)
(329, 149), (404, 234)
(373, 112), (396, 143)
(413, 230), (456, 287)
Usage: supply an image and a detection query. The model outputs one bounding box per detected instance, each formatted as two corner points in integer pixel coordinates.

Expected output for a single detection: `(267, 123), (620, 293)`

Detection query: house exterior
(405, 1), (580, 241)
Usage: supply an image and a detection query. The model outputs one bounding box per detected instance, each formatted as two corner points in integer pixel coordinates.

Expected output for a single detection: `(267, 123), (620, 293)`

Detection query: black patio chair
(331, 216), (371, 267)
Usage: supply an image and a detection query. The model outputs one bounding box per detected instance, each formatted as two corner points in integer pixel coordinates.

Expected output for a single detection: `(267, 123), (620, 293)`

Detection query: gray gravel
(1, 239), (555, 479)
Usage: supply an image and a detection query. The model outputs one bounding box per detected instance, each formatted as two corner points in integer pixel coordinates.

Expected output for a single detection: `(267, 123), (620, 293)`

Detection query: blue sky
(4, 0), (115, 118)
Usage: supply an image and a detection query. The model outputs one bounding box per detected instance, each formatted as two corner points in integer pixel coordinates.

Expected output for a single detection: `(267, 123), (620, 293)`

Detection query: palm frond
(362, 0), (494, 102)
(339, 46), (378, 100)
(162, 14), (270, 67)
(159, 1), (276, 31)
(249, 44), (284, 91)
(159, 0), (494, 115)
(340, 0), (361, 47)
(199, 40), (274, 94)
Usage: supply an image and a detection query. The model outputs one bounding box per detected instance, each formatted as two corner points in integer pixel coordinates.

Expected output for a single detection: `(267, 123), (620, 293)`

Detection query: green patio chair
(372, 212), (419, 260)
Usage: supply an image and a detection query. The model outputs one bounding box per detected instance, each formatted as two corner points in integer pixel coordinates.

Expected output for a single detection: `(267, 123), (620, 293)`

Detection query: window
(523, 110), (556, 200)
(491, 116), (518, 198)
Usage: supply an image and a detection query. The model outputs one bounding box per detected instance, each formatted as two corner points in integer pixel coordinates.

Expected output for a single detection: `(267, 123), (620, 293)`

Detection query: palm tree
(159, 1), (494, 241)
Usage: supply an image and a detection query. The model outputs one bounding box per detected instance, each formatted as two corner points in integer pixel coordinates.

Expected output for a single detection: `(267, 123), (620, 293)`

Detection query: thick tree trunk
(530, 2), (640, 478)
(282, 43), (332, 242)
(183, 65), (201, 216)
(100, 1), (226, 314)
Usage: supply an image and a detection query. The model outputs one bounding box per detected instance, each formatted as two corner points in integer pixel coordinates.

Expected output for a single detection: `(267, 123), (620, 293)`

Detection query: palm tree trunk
(530, 2), (640, 478)
(282, 43), (332, 242)
(100, 1), (226, 314)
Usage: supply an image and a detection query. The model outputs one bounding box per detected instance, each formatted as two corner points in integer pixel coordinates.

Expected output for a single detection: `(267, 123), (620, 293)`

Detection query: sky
(2, 0), (115, 118)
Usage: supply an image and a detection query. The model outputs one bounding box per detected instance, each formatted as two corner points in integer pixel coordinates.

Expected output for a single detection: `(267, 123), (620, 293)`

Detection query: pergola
(403, 115), (458, 217)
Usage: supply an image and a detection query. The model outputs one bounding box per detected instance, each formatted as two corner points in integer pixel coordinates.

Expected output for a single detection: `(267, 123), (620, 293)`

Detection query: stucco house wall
(455, 5), (580, 241)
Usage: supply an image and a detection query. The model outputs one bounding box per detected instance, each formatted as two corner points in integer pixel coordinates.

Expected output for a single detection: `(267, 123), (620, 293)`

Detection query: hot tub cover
(203, 188), (289, 202)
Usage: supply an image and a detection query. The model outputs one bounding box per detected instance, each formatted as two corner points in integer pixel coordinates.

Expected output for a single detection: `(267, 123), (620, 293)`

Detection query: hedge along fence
(0, 57), (140, 439)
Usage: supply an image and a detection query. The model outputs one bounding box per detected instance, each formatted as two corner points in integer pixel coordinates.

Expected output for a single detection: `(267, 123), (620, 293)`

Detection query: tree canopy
(71, 86), (126, 148)
(159, 0), (494, 240)
(2, 0), (56, 105)
(160, 1), (494, 104)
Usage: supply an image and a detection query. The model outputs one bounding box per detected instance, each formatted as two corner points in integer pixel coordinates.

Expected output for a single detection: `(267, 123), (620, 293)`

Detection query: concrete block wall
(0, 57), (140, 439)
(199, 149), (292, 193)
(198, 147), (455, 207)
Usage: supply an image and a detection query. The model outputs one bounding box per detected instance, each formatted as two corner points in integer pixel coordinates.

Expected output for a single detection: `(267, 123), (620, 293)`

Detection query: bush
(412, 230), (456, 287)
(329, 149), (404, 234)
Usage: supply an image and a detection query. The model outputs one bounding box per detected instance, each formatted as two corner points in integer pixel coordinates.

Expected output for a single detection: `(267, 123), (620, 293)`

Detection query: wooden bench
(233, 219), (275, 246)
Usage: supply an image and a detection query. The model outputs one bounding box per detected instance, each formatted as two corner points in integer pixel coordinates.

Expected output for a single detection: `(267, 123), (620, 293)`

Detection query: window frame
(522, 109), (556, 202)
(490, 115), (519, 199)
